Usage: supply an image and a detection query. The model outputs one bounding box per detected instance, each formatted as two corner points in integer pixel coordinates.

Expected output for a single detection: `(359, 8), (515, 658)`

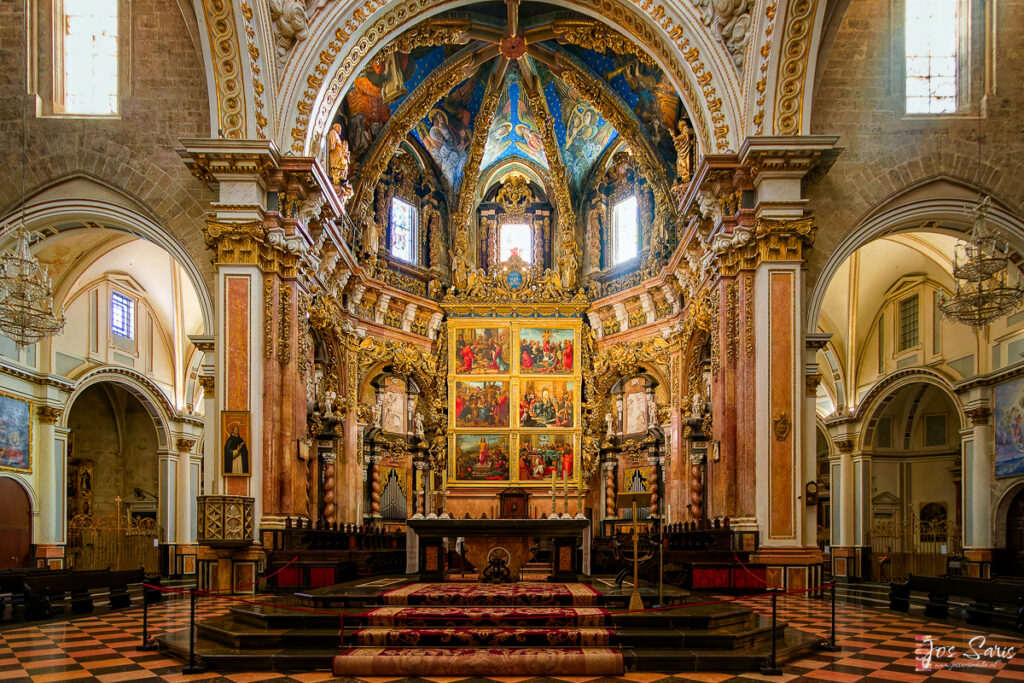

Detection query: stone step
(332, 645), (625, 677)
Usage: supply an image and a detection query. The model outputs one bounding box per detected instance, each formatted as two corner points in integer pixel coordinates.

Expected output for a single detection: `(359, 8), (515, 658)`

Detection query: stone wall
(805, 0), (1024, 295)
(0, 0), (214, 293)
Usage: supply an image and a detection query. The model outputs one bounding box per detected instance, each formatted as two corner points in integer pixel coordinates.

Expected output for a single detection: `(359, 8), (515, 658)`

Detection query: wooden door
(0, 478), (32, 569)
(1006, 489), (1024, 576)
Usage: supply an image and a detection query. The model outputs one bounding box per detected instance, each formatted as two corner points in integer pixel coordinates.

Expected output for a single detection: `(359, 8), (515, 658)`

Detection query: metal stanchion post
(182, 588), (206, 674)
(819, 583), (840, 652)
(137, 584), (158, 651)
(760, 588), (782, 675)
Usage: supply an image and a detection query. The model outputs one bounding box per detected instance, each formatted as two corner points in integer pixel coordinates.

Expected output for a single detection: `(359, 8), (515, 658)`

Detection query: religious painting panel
(222, 411), (251, 477)
(454, 380), (511, 428)
(519, 379), (574, 428)
(452, 326), (512, 375)
(518, 327), (575, 374)
(411, 71), (486, 194)
(0, 392), (31, 474)
(996, 376), (1024, 477)
(518, 433), (575, 484)
(623, 387), (648, 436)
(380, 377), (407, 435)
(452, 434), (511, 483)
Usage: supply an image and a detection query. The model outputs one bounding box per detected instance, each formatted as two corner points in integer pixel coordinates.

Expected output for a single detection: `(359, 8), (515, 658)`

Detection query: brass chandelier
(938, 195), (1024, 328)
(0, 94), (65, 346)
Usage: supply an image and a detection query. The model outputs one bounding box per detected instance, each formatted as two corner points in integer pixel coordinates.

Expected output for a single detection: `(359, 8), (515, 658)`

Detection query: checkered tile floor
(1, 590), (1022, 682)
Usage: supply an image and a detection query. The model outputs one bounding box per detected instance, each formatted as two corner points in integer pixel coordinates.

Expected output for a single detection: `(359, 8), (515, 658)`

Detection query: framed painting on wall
(452, 327), (511, 374)
(517, 433), (574, 483)
(518, 327), (575, 374)
(452, 434), (511, 483)
(222, 411), (251, 476)
(454, 381), (511, 428)
(0, 392), (31, 474)
(996, 376), (1024, 478)
(519, 379), (574, 428)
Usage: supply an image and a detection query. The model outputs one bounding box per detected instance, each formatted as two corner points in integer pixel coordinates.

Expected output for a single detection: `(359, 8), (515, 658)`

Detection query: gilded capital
(37, 405), (62, 424)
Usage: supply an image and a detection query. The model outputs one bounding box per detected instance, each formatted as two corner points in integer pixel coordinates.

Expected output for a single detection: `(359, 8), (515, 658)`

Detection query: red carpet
(364, 605), (608, 627)
(381, 581), (600, 606)
(355, 626), (613, 646)
(332, 646), (625, 676)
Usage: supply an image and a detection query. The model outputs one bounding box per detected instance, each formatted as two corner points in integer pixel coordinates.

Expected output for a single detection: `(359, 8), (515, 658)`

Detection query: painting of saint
(381, 390), (406, 434)
(454, 381), (511, 428)
(454, 327), (510, 374)
(518, 434), (574, 482)
(996, 377), (1024, 477)
(0, 393), (30, 474)
(414, 77), (479, 191)
(519, 380), (574, 428)
(519, 327), (575, 374)
(222, 412), (250, 476)
(454, 434), (510, 482)
(624, 392), (648, 435)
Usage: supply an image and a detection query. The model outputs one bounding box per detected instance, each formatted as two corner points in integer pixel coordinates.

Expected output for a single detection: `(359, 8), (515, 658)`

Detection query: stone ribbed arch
(272, 0), (743, 158)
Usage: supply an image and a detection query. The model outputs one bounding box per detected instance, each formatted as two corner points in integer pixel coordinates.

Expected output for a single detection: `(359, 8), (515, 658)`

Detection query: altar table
(406, 518), (591, 582)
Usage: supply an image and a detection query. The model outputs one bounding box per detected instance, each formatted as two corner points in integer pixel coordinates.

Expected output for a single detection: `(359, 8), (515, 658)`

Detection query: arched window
(612, 195), (639, 265)
(499, 223), (532, 263)
(389, 197), (417, 264)
(905, 0), (958, 114)
(61, 0), (119, 114)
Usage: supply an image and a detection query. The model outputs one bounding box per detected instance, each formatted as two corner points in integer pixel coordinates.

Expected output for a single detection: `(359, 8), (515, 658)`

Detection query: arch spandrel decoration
(272, 0), (744, 158)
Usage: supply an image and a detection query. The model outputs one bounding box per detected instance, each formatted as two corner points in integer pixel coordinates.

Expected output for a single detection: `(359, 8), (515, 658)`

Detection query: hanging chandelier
(938, 196), (1024, 328)
(0, 221), (65, 346)
(0, 87), (65, 347)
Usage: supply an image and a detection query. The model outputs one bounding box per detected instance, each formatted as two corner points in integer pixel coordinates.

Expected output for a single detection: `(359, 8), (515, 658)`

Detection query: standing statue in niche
(647, 393), (659, 428)
(672, 121), (693, 183)
(558, 226), (580, 289)
(585, 199), (605, 271)
(371, 394), (383, 429)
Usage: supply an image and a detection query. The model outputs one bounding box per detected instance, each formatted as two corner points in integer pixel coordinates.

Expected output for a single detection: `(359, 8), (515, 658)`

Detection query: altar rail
(264, 518), (406, 590)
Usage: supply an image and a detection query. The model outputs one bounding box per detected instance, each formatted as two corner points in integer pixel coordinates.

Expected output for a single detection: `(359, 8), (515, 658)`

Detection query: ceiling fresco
(555, 44), (683, 170)
(537, 63), (618, 197)
(410, 70), (487, 194)
(479, 65), (549, 174)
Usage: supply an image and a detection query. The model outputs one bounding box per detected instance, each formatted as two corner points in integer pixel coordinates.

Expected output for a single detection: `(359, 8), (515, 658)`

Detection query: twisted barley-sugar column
(605, 463), (616, 518)
(690, 460), (703, 520)
(648, 454), (659, 518)
(370, 455), (382, 516)
(321, 453), (336, 524)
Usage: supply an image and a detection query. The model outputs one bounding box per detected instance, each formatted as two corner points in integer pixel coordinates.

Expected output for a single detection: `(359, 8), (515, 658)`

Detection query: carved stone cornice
(178, 139), (280, 187)
(203, 221), (307, 277)
(710, 217), (815, 277)
(376, 18), (473, 60)
(36, 406), (62, 424)
(965, 407), (991, 427)
(544, 19), (655, 66)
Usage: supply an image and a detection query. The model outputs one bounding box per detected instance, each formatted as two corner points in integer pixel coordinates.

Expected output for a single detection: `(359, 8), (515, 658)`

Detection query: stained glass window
(389, 197), (417, 263)
(111, 290), (134, 339)
(905, 0), (958, 114)
(63, 0), (119, 115)
(612, 196), (639, 265)
(499, 223), (532, 263)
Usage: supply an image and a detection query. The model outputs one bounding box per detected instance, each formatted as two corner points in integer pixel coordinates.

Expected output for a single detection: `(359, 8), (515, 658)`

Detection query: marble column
(603, 459), (617, 519)
(962, 402), (993, 577)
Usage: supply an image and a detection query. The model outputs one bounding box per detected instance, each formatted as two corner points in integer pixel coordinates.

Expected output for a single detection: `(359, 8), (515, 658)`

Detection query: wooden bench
(22, 568), (153, 620)
(890, 574), (1024, 631)
(0, 568), (69, 621)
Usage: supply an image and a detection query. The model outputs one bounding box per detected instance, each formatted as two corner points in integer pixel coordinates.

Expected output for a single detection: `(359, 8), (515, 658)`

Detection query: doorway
(0, 477), (32, 569)
(1006, 488), (1024, 576)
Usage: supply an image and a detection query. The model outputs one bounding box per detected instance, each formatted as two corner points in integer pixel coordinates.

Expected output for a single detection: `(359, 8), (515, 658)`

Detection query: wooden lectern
(616, 492), (652, 610)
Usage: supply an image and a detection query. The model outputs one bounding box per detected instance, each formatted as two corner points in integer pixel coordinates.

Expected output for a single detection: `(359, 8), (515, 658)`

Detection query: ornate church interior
(2, 0), (1024, 680)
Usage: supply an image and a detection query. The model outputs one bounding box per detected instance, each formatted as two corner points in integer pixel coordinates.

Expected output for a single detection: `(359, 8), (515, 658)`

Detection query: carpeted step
(354, 626), (614, 646)
(333, 646), (624, 676)
(380, 581), (599, 606)
(364, 605), (608, 628)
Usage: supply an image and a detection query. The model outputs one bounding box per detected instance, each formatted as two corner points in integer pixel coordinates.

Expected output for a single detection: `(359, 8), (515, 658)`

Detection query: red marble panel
(225, 276), (250, 411)
(769, 271), (794, 539)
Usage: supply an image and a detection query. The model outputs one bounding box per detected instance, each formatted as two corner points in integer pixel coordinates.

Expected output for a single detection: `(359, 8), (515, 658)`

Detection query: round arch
(852, 368), (965, 448)
(994, 480), (1024, 550)
(1, 189), (215, 335)
(806, 179), (1024, 329)
(275, 0), (743, 158)
(62, 368), (182, 451)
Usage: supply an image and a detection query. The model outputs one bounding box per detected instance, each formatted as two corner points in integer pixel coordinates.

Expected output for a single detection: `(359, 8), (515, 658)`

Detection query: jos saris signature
(916, 634), (1017, 671)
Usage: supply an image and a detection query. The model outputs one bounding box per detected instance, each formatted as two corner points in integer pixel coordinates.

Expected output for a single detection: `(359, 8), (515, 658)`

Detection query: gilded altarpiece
(446, 314), (583, 489)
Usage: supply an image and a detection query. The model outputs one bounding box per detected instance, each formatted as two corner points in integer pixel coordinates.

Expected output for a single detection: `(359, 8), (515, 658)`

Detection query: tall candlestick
(549, 464), (559, 518)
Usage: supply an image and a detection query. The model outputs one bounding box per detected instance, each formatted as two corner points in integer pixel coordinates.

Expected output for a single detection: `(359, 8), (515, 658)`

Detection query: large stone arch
(273, 0), (744, 158)
(851, 368), (965, 448)
(62, 368), (182, 452)
(805, 176), (1024, 329)
(1, 178), (215, 335)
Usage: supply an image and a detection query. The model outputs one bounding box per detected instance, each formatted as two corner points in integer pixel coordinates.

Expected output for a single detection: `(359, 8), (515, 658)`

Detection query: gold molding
(714, 217), (816, 277)
(36, 405), (62, 424)
(239, 2), (267, 139)
(201, 0), (246, 139)
(548, 19), (655, 66)
(376, 18), (472, 61)
(773, 0), (817, 135)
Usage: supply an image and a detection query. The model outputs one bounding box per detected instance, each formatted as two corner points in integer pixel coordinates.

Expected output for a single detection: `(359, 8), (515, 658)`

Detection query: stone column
(320, 450), (336, 525)
(603, 459), (617, 519)
(413, 459), (428, 518)
(830, 437), (860, 580)
(963, 402), (993, 577)
(647, 453), (660, 518)
(174, 438), (198, 546)
(34, 406), (66, 568)
(804, 334), (831, 551)
(157, 451), (178, 544)
(370, 454), (382, 518)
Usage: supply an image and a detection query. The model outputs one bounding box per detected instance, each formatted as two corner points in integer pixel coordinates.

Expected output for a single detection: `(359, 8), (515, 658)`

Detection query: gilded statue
(672, 121), (693, 184)
(585, 199), (605, 271)
(558, 226), (580, 290)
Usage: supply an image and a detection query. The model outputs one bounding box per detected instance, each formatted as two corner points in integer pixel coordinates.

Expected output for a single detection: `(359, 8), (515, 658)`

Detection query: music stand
(616, 492), (652, 610)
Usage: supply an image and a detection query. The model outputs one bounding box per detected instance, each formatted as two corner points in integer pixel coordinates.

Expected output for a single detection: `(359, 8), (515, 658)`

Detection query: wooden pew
(22, 568), (150, 620)
(889, 574), (1024, 631)
(0, 568), (69, 621)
